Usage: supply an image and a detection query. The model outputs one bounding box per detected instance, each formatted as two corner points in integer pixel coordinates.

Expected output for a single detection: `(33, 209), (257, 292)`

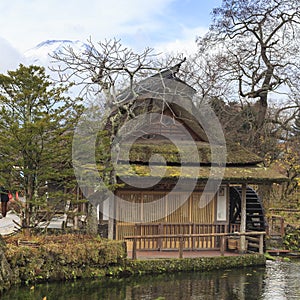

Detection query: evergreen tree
(0, 64), (84, 234)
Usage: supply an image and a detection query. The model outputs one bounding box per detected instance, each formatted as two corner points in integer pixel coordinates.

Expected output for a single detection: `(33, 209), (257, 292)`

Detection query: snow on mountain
(24, 39), (90, 66)
(23, 40), (93, 99)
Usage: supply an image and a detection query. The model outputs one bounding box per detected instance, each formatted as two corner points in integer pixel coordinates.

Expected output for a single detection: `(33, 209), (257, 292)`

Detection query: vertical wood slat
(116, 190), (216, 226)
(116, 188), (222, 251)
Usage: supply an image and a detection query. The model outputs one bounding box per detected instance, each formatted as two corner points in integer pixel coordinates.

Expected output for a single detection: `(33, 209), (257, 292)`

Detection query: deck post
(240, 183), (247, 253)
(259, 234), (264, 254)
(192, 223), (196, 250)
(280, 217), (285, 237)
(220, 235), (225, 256)
(132, 238), (137, 260)
(179, 236), (184, 258)
(158, 223), (163, 250)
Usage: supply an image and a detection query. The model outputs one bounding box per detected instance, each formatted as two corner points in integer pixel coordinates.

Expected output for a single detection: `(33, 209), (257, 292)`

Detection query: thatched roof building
(101, 63), (287, 254)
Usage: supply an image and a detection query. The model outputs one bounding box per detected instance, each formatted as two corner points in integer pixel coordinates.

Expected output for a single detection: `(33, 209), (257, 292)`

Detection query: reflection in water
(2, 260), (300, 300)
(261, 260), (300, 300)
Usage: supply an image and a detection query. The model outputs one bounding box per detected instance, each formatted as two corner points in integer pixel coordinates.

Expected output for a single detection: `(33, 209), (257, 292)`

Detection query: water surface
(3, 260), (300, 299)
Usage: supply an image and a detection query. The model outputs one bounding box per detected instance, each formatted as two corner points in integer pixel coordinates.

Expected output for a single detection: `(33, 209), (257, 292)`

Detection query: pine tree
(0, 64), (84, 234)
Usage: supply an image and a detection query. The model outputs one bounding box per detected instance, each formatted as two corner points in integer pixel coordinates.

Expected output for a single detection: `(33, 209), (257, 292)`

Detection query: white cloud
(0, 38), (24, 73)
(155, 26), (207, 55)
(0, 0), (217, 70)
(0, 0), (175, 52)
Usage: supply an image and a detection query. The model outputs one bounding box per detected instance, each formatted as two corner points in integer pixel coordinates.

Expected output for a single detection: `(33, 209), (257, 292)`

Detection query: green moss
(5, 236), (127, 284)
(2, 234), (265, 293)
(123, 141), (263, 165)
(117, 164), (287, 183)
(124, 254), (266, 275)
(264, 252), (277, 261)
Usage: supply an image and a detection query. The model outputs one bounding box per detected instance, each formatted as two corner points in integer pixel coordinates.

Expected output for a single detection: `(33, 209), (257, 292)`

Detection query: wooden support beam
(239, 183), (247, 253)
(220, 235), (225, 256)
(132, 238), (137, 260)
(259, 234), (264, 254)
(108, 197), (115, 240)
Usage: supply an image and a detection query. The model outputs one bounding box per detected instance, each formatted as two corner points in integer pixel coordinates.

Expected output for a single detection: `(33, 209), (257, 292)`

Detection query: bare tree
(181, 52), (233, 108)
(196, 0), (300, 135)
(50, 38), (184, 106)
(50, 38), (186, 171)
(51, 38), (186, 236)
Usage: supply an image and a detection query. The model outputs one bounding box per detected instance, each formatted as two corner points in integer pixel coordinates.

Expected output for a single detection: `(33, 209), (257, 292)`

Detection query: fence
(124, 231), (265, 259)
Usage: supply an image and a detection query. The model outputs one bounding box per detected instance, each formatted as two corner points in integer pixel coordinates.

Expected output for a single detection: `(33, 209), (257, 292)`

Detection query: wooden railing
(267, 215), (284, 237)
(124, 231), (266, 260)
(229, 224), (241, 233)
(130, 223), (226, 250)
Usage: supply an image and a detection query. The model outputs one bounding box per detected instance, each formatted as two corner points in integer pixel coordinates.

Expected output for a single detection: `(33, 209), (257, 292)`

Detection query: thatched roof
(122, 140), (263, 166)
(108, 64), (288, 184)
(116, 58), (196, 105)
(116, 164), (288, 184)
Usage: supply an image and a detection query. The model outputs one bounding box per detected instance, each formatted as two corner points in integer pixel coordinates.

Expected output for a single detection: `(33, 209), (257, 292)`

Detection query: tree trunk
(86, 203), (98, 236)
(256, 96), (268, 130)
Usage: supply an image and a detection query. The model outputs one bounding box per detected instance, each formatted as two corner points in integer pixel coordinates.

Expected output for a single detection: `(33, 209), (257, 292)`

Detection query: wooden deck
(127, 249), (241, 260)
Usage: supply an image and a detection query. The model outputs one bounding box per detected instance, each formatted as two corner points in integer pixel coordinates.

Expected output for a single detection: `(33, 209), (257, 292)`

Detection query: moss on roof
(116, 164), (288, 184)
(121, 140), (262, 165)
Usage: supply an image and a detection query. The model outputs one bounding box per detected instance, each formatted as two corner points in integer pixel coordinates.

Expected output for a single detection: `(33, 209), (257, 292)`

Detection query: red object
(8, 192), (12, 200)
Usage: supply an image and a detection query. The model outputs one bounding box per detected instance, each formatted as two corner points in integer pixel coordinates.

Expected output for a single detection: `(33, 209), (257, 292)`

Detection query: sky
(0, 0), (222, 72)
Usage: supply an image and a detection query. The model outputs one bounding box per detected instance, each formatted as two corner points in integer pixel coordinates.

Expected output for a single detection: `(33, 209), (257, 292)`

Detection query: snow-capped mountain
(24, 39), (90, 66)
(23, 40), (93, 99)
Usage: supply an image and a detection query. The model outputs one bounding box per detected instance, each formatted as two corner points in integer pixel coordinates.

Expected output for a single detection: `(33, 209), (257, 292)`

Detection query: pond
(2, 260), (300, 300)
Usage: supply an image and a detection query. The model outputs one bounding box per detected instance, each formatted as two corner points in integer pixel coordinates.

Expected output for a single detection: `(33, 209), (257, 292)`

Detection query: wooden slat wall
(190, 193), (215, 223)
(142, 193), (166, 222)
(116, 191), (217, 243)
(116, 192), (141, 225)
(166, 193), (190, 223)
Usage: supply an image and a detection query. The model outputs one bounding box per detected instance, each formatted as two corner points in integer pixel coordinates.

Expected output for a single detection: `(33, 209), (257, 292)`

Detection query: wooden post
(240, 183), (247, 253)
(220, 235), (225, 256)
(132, 238), (137, 260)
(179, 236), (184, 258)
(158, 223), (163, 250)
(192, 223), (196, 250)
(108, 197), (115, 240)
(259, 234), (264, 254)
(280, 217), (285, 237)
(74, 214), (78, 230)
